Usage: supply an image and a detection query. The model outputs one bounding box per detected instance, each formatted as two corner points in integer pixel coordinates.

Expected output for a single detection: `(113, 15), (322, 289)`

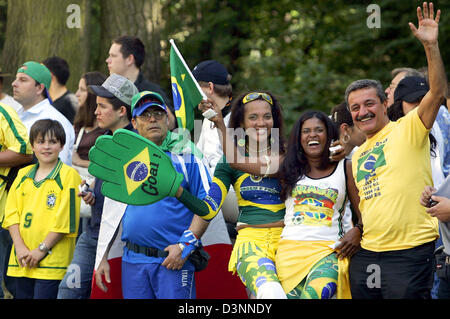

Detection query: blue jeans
(122, 261), (196, 299)
(57, 232), (97, 299)
(15, 277), (60, 299)
(0, 227), (14, 298)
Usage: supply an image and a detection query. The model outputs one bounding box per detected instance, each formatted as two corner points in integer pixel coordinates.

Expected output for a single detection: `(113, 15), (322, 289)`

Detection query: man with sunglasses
(94, 91), (211, 299)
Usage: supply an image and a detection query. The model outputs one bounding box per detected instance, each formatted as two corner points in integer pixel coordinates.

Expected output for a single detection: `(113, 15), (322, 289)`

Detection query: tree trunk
(99, 0), (163, 83)
(1, 0), (89, 93)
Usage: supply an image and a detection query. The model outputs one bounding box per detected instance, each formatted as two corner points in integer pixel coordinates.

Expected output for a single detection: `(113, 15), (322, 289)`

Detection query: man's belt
(126, 242), (169, 258)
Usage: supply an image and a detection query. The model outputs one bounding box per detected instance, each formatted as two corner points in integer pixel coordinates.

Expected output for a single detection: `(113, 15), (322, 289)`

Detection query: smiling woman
(276, 110), (362, 299)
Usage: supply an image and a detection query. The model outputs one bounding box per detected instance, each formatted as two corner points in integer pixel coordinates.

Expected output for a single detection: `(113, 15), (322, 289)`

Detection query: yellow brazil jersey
(0, 102), (33, 222)
(3, 160), (81, 280)
(351, 108), (438, 252)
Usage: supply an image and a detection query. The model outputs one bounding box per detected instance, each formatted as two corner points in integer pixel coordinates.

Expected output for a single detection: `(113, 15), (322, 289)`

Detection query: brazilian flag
(170, 39), (205, 132)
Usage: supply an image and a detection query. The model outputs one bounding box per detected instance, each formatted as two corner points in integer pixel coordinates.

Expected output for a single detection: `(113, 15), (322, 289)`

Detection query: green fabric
(178, 187), (210, 217)
(287, 253), (338, 299)
(88, 129), (192, 205)
(170, 43), (204, 131)
(17, 61), (51, 90)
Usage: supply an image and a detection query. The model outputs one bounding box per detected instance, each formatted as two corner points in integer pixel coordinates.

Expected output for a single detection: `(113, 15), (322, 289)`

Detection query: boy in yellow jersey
(2, 119), (81, 299)
(345, 3), (446, 298)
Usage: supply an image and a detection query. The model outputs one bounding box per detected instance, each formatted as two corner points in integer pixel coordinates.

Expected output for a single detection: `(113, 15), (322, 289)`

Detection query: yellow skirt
(275, 239), (351, 299)
(228, 226), (282, 273)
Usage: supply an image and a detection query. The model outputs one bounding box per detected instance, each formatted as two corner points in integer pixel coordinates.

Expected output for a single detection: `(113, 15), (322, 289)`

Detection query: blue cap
(131, 91), (168, 117)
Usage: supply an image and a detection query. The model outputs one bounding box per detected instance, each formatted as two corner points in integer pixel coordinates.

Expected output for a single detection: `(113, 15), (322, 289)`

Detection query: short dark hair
(30, 119), (66, 146)
(113, 36), (145, 68)
(330, 101), (354, 128)
(345, 79), (386, 106)
(43, 56), (70, 85)
(107, 96), (132, 121)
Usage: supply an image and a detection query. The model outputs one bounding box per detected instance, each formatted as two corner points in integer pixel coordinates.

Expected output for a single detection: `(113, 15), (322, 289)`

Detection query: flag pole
(169, 39), (207, 100)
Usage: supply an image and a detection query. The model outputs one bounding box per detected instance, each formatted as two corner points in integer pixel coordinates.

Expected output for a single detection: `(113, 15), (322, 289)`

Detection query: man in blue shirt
(95, 91), (211, 299)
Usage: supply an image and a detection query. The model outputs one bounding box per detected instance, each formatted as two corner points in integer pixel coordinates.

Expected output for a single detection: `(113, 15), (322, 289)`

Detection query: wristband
(177, 230), (201, 259)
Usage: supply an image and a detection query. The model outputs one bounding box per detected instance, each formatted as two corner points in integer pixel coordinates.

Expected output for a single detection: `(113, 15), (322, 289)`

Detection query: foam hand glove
(88, 129), (184, 205)
(177, 230), (201, 259)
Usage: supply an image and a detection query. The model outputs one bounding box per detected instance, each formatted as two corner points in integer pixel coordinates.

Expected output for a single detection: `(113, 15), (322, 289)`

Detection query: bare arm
(336, 160), (362, 259)
(410, 3), (447, 129)
(162, 215), (209, 270)
(8, 224), (30, 267)
(26, 232), (65, 268)
(0, 150), (33, 167)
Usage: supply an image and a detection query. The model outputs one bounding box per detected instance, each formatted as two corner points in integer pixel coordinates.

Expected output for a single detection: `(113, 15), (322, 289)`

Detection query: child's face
(32, 133), (63, 166)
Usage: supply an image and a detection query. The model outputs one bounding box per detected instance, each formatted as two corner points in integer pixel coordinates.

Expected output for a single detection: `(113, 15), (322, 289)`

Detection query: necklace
(246, 144), (271, 154)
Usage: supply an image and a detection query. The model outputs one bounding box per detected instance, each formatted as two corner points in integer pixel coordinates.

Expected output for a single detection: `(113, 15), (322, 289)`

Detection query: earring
(341, 134), (350, 144)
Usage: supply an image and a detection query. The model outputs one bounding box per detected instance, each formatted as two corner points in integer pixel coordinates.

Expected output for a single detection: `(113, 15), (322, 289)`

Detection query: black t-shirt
(134, 72), (174, 112)
(52, 90), (77, 123)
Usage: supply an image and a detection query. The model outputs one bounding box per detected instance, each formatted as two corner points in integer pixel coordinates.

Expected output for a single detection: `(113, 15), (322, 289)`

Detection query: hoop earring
(341, 134), (350, 144)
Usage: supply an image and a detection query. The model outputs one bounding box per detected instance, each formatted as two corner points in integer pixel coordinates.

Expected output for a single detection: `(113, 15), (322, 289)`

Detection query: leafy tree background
(0, 0), (449, 135)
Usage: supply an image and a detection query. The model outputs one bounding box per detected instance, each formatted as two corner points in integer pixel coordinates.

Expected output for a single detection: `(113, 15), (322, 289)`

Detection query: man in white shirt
(193, 60), (233, 170)
(12, 61), (74, 165)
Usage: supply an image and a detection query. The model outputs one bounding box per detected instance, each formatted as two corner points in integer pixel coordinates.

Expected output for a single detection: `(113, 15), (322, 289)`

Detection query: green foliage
(2, 0), (449, 136)
(161, 0), (450, 134)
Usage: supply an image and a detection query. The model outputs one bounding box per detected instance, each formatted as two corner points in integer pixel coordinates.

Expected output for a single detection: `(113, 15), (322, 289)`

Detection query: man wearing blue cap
(12, 61), (75, 166)
(94, 91), (211, 299)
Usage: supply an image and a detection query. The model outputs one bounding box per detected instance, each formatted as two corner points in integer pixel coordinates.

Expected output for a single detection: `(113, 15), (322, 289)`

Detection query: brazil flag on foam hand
(88, 129), (184, 205)
(170, 39), (205, 132)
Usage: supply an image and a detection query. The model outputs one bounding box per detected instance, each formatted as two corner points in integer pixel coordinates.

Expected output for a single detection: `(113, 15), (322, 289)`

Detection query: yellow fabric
(228, 226), (282, 273)
(351, 108), (438, 252)
(0, 102), (33, 222)
(3, 162), (81, 280)
(275, 239), (351, 299)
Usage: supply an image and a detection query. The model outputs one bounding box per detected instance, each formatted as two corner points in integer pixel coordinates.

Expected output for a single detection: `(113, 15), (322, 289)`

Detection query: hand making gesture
(409, 2), (440, 45)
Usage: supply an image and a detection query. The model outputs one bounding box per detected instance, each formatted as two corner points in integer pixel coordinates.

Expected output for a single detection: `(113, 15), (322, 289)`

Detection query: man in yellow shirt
(0, 101), (33, 298)
(345, 3), (446, 298)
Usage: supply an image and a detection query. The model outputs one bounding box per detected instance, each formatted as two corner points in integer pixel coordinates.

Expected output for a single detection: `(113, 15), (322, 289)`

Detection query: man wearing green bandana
(94, 91), (211, 299)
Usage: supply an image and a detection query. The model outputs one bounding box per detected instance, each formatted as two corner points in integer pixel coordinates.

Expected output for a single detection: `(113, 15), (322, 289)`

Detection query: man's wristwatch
(39, 242), (50, 254)
(178, 243), (185, 253)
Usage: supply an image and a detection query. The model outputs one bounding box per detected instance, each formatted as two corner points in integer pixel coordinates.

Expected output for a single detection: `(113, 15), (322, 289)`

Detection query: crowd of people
(0, 2), (448, 300)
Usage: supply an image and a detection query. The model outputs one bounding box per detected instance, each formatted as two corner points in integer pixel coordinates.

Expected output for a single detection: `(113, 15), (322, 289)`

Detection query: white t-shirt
(17, 99), (75, 165)
(282, 159), (350, 242)
(0, 94), (22, 112)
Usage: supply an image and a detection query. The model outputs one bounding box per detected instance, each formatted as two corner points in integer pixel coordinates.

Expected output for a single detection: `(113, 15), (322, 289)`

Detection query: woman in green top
(177, 91), (287, 298)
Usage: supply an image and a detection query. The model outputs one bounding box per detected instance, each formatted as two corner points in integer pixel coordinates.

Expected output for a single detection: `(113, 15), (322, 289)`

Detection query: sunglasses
(138, 110), (166, 121)
(242, 92), (273, 105)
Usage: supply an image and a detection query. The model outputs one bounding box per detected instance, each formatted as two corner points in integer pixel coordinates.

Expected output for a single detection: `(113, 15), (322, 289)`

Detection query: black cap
(394, 76), (429, 103)
(192, 60), (230, 85)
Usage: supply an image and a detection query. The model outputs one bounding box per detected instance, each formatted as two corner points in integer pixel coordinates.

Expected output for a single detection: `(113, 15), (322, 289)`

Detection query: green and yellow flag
(170, 39), (205, 132)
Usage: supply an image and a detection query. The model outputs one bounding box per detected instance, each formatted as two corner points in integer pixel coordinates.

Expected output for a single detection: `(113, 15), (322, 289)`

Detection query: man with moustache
(345, 3), (446, 299)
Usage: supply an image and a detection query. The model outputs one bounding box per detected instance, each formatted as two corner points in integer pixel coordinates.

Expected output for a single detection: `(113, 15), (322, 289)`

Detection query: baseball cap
(89, 73), (138, 106)
(192, 60), (230, 85)
(394, 76), (429, 103)
(17, 61), (52, 90)
(131, 91), (168, 117)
